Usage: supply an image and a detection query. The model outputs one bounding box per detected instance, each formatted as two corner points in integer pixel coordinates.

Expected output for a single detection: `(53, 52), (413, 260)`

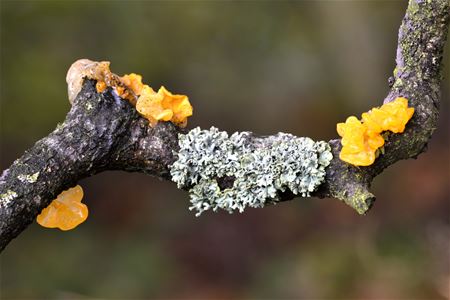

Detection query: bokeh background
(1, 1), (449, 299)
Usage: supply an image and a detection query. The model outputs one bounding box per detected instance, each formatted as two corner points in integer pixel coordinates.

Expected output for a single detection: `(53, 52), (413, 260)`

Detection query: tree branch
(0, 0), (448, 251)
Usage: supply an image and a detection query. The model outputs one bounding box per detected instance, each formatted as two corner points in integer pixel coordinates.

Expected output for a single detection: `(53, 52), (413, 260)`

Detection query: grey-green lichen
(0, 190), (18, 209)
(17, 172), (40, 184)
(170, 127), (333, 216)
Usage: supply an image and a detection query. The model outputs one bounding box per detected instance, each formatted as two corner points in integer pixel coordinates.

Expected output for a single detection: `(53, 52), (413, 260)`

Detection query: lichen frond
(170, 127), (333, 216)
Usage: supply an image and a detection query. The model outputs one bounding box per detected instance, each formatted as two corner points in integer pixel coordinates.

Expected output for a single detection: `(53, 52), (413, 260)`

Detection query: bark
(0, 0), (448, 251)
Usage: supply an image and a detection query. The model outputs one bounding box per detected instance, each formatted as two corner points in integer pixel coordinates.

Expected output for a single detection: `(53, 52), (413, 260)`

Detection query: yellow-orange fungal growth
(96, 81), (107, 93)
(67, 59), (120, 104)
(136, 85), (193, 128)
(37, 185), (88, 231)
(67, 59), (193, 127)
(117, 72), (192, 127)
(120, 73), (144, 96)
(337, 97), (414, 166)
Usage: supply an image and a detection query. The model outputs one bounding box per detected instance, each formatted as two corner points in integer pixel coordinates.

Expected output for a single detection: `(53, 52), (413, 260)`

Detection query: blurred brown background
(1, 1), (449, 299)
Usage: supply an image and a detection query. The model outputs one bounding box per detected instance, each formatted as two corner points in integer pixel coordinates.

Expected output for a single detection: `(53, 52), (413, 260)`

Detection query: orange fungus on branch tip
(336, 97), (414, 166)
(120, 73), (144, 96)
(96, 81), (107, 93)
(91, 67), (193, 128)
(36, 185), (88, 231)
(136, 85), (193, 128)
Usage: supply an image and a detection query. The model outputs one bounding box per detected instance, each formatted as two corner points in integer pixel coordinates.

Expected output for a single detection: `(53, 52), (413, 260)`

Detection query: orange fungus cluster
(94, 67), (193, 128)
(136, 85), (193, 127)
(337, 97), (414, 166)
(36, 185), (88, 231)
(67, 59), (193, 128)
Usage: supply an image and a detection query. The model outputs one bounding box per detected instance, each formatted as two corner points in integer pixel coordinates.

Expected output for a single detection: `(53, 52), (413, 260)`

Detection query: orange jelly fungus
(96, 81), (107, 93)
(120, 73), (144, 96)
(37, 185), (88, 231)
(337, 97), (414, 166)
(136, 85), (193, 128)
(93, 68), (193, 128)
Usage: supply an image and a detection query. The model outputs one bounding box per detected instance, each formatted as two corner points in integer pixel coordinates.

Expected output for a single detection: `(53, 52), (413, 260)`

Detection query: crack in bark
(0, 0), (448, 251)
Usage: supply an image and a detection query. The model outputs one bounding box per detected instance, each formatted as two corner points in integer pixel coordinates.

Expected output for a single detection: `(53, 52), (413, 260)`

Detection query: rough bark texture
(0, 0), (448, 251)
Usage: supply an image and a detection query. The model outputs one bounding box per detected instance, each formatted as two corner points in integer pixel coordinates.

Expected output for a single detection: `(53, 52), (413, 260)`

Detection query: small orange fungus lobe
(36, 185), (88, 231)
(66, 59), (114, 104)
(96, 81), (107, 93)
(120, 73), (144, 96)
(337, 97), (414, 166)
(136, 85), (193, 128)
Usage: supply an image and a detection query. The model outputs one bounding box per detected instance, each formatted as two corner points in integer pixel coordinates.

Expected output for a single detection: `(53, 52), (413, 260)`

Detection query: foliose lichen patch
(17, 172), (40, 184)
(0, 190), (17, 209)
(170, 127), (333, 216)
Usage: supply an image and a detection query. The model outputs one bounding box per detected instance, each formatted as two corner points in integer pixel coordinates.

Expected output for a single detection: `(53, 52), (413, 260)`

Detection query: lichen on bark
(170, 127), (333, 216)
